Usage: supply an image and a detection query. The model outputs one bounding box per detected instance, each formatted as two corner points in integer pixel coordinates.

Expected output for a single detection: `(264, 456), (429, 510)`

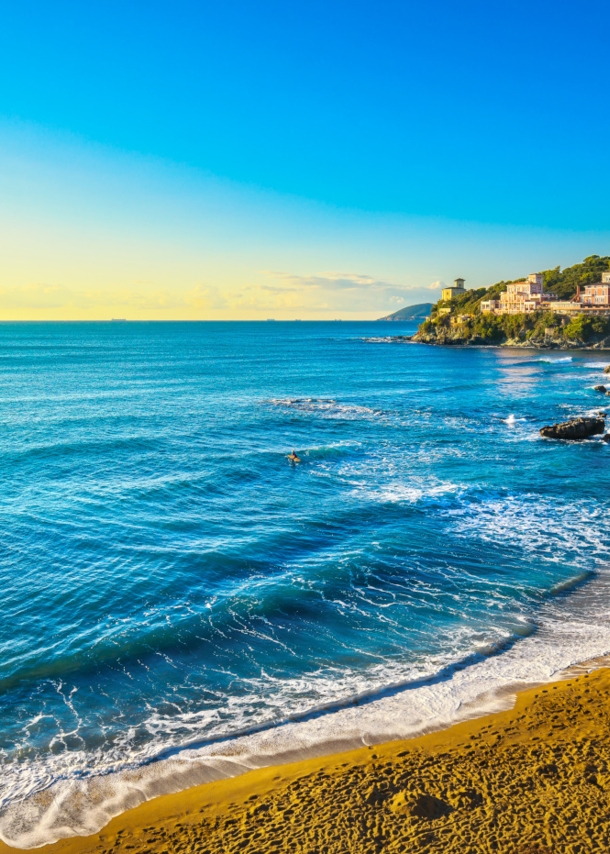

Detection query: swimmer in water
(287, 449), (301, 462)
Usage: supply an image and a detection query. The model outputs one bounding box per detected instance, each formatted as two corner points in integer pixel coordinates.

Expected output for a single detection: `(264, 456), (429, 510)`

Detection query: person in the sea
(288, 449), (301, 462)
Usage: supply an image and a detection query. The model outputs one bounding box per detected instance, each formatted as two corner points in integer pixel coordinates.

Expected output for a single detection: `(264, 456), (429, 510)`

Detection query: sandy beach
(4, 0), (610, 848)
(5, 666), (608, 854)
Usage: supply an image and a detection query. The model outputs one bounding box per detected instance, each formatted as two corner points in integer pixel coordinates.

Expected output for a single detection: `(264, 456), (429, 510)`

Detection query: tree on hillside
(542, 255), (610, 299)
(422, 255), (610, 338)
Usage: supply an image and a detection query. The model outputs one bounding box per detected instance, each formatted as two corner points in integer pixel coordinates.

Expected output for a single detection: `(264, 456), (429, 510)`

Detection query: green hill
(378, 302), (433, 321)
(543, 255), (610, 299)
(413, 255), (610, 348)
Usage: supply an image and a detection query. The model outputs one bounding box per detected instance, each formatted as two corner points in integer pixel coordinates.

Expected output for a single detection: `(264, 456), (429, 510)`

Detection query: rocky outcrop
(412, 327), (586, 349)
(605, 365), (610, 374)
(540, 416), (606, 440)
(412, 329), (473, 346)
(589, 337), (610, 350)
(594, 385), (608, 393)
(413, 322), (610, 350)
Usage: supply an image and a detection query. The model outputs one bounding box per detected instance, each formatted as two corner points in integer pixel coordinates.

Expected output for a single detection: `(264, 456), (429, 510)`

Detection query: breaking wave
(268, 397), (382, 419)
(1, 321), (610, 848)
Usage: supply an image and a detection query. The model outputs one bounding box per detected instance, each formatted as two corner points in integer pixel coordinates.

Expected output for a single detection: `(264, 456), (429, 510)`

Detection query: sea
(1, 321), (609, 848)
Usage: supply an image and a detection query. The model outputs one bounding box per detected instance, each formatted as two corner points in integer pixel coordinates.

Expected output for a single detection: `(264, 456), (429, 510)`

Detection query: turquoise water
(1, 322), (609, 845)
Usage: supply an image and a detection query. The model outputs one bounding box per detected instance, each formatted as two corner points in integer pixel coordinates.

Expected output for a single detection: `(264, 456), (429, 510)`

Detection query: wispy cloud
(0, 283), (186, 313)
(0, 283), (76, 309)
(184, 284), (228, 310)
(256, 270), (424, 312)
(0, 271), (440, 318)
(262, 270), (407, 291)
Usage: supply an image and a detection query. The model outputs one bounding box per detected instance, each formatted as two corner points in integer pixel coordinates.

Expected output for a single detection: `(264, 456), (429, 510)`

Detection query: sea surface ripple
(0, 322), (609, 846)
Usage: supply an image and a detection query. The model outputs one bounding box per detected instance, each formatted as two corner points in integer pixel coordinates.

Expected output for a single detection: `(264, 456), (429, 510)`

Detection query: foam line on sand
(4, 665), (610, 854)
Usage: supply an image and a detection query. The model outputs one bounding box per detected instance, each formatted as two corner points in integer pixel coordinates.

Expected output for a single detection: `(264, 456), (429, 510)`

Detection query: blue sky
(0, 0), (609, 318)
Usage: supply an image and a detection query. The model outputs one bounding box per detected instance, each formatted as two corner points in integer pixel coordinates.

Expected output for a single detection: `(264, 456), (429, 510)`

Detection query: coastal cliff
(413, 313), (610, 349)
(412, 255), (610, 349)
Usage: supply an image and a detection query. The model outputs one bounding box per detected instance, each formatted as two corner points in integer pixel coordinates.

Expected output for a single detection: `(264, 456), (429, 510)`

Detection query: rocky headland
(411, 326), (610, 350)
(406, 255), (610, 350)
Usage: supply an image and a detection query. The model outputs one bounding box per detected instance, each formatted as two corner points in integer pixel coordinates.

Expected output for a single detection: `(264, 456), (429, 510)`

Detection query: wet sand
(3, 667), (610, 854)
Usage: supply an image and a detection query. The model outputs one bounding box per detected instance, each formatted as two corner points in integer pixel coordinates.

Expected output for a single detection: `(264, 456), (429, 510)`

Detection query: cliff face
(411, 256), (610, 349)
(413, 317), (610, 349)
(413, 327), (486, 346)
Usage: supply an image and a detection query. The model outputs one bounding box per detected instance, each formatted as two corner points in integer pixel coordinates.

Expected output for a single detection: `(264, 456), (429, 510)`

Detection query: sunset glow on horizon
(1, 1), (609, 319)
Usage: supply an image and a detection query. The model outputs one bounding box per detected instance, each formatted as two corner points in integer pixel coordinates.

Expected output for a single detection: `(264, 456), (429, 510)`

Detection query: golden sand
(4, 667), (610, 854)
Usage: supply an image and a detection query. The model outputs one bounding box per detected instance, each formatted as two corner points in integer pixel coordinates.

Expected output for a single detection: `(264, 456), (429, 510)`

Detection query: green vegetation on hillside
(419, 310), (610, 345)
(415, 255), (610, 347)
(542, 255), (610, 300)
(377, 302), (433, 321)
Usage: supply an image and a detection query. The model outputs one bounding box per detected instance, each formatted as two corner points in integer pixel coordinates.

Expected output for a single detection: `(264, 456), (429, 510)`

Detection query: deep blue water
(1, 321), (609, 840)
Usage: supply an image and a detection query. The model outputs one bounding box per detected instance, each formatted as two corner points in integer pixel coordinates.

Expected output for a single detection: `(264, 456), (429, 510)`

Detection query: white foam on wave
(448, 492), (608, 561)
(360, 478), (461, 506)
(538, 356), (573, 364)
(268, 398), (381, 420)
(584, 362), (610, 369)
(361, 337), (410, 344)
(3, 568), (610, 850)
(2, 488), (610, 849)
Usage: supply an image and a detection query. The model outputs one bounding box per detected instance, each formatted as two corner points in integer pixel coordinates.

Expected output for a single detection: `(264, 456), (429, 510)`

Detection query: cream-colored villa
(481, 271), (610, 316)
(442, 278), (466, 301)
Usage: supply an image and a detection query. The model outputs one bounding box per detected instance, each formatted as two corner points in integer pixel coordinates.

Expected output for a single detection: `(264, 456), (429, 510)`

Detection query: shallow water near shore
(0, 321), (609, 847)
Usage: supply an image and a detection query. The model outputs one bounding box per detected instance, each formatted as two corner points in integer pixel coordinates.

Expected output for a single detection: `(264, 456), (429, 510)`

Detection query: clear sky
(1, 0), (609, 319)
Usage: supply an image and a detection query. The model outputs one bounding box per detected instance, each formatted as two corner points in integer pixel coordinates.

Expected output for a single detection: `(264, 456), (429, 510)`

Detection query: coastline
(368, 333), (610, 351)
(5, 663), (610, 854)
(2, 325), (610, 853)
(4, 563), (610, 850)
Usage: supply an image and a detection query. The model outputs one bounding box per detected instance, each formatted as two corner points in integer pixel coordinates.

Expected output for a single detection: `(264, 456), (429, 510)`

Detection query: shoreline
(367, 334), (610, 351)
(4, 566), (610, 850)
(4, 663), (610, 853)
(2, 332), (609, 851)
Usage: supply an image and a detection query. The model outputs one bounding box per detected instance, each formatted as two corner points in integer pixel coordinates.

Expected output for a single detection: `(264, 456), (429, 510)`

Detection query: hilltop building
(579, 273), (610, 306)
(442, 278), (466, 301)
(481, 271), (610, 316)
(481, 274), (554, 314)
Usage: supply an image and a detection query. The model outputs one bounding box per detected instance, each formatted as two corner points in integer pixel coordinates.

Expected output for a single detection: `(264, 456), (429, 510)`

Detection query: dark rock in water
(540, 416), (606, 440)
(594, 385), (607, 393)
(604, 434), (610, 444)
